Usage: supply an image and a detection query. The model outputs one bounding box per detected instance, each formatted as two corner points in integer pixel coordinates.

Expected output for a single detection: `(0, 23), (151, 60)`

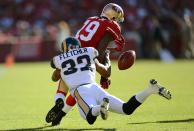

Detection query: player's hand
(104, 50), (110, 65)
(114, 35), (125, 51)
(100, 76), (111, 89)
(105, 50), (110, 57)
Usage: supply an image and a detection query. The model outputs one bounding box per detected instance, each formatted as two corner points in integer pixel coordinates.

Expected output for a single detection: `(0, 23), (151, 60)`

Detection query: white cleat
(100, 98), (109, 120)
(150, 79), (172, 100)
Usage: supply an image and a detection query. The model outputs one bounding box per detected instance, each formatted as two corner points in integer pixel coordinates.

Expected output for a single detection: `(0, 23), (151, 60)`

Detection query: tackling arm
(50, 57), (69, 94)
(50, 59), (61, 82)
(95, 52), (111, 78)
(52, 69), (61, 82)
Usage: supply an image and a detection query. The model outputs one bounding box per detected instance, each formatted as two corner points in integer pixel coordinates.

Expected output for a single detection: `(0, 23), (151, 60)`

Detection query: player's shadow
(128, 118), (194, 125)
(1, 125), (116, 131)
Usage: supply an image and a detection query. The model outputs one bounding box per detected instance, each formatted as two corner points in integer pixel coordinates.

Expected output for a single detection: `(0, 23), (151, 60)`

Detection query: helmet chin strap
(100, 15), (109, 20)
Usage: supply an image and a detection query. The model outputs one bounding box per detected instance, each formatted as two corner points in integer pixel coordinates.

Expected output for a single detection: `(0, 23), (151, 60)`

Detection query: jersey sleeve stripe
(106, 27), (119, 40)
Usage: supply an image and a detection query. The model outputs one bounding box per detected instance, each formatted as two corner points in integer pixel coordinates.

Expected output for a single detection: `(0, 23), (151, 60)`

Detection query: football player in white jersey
(50, 37), (172, 125)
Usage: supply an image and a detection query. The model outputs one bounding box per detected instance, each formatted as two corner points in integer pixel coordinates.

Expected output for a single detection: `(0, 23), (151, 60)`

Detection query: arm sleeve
(106, 27), (125, 51)
(114, 35), (125, 51)
(51, 56), (61, 69)
(50, 59), (56, 69)
(106, 27), (119, 40)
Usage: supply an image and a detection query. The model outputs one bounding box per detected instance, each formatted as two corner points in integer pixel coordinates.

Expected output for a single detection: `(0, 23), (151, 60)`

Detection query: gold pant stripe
(74, 89), (90, 116)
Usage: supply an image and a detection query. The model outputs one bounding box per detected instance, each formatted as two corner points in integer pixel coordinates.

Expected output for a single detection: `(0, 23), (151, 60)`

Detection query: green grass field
(0, 60), (194, 131)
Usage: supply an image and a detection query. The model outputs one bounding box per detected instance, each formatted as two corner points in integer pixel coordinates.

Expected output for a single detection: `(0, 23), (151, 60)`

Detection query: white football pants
(73, 83), (125, 120)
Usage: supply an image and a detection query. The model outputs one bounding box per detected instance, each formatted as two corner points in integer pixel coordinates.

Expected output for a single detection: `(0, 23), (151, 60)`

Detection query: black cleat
(45, 98), (64, 123)
(52, 110), (66, 126)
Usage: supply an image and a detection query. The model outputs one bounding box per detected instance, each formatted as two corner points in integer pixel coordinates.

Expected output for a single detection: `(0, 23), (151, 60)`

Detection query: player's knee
(86, 109), (97, 125)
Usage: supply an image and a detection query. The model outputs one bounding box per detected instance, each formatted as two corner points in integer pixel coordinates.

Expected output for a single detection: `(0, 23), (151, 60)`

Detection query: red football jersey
(75, 16), (124, 50)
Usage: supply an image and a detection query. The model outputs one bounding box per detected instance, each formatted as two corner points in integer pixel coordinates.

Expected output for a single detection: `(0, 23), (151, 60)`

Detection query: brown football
(118, 50), (136, 70)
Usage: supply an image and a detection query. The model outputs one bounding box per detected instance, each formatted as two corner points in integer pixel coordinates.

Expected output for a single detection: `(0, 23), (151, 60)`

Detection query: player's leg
(45, 79), (68, 123)
(62, 94), (76, 113)
(75, 84), (110, 124)
(74, 85), (101, 125)
(98, 79), (171, 115)
(52, 84), (99, 125)
(96, 84), (126, 114)
(51, 95), (76, 126)
(123, 79), (171, 115)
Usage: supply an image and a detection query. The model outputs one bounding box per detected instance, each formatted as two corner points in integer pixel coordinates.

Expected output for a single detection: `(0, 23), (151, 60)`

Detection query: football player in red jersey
(46, 3), (125, 126)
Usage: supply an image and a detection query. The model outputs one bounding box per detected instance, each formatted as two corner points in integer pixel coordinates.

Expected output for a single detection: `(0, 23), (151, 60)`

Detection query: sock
(135, 85), (158, 103)
(61, 95), (76, 113)
(56, 90), (67, 97)
(66, 95), (76, 106)
(62, 104), (73, 114)
(122, 96), (141, 115)
(91, 105), (101, 116)
(62, 104), (73, 113)
(54, 90), (66, 103)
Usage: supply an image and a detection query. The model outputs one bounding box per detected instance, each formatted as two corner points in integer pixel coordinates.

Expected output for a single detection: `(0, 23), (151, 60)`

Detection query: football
(118, 50), (136, 70)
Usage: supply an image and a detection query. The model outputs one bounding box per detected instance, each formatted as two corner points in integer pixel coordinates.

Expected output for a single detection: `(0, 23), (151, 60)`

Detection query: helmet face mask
(67, 44), (80, 51)
(101, 3), (124, 23)
(61, 37), (81, 52)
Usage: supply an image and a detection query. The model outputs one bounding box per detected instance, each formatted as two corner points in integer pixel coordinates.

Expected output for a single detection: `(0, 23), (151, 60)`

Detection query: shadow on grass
(128, 118), (194, 125)
(1, 125), (116, 131)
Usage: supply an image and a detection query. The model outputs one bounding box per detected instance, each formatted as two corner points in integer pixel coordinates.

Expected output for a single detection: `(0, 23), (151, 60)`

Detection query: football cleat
(150, 79), (172, 100)
(100, 98), (110, 120)
(52, 110), (66, 126)
(45, 98), (64, 123)
(159, 87), (172, 100)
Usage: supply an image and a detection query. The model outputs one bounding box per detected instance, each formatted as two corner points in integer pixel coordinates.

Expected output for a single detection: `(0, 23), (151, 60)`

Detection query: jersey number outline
(76, 20), (100, 41)
(61, 54), (92, 75)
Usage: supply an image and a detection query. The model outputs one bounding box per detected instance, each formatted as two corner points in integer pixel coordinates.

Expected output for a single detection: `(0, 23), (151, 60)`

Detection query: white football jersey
(52, 47), (98, 93)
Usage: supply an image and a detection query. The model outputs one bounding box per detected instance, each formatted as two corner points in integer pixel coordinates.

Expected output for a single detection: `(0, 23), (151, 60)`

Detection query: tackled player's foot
(52, 110), (66, 126)
(149, 79), (172, 100)
(45, 98), (64, 123)
(100, 98), (109, 120)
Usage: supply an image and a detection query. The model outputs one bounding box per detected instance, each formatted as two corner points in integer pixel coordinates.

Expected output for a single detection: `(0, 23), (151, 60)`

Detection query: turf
(0, 60), (194, 131)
